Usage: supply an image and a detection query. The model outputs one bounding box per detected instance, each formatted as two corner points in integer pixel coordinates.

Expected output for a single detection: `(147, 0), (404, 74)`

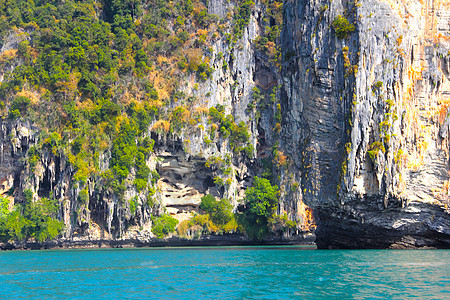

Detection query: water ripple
(0, 247), (448, 299)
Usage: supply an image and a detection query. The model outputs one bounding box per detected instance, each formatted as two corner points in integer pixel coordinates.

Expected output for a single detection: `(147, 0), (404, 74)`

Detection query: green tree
(0, 197), (9, 217)
(9, 96), (31, 119)
(4, 210), (28, 241)
(134, 151), (150, 191)
(151, 214), (178, 238)
(240, 177), (279, 239)
(0, 191), (63, 242)
(199, 194), (233, 226)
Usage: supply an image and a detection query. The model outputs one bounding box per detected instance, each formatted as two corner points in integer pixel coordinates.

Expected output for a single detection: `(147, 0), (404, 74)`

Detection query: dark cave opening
(54, 156), (61, 183)
(270, 17), (276, 27)
(21, 139), (29, 154)
(88, 193), (108, 229)
(12, 172), (21, 200)
(38, 167), (51, 198)
(204, 175), (215, 189)
(38, 157), (61, 198)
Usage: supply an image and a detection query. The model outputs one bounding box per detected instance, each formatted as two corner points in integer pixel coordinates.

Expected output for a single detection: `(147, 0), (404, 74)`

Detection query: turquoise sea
(0, 246), (448, 299)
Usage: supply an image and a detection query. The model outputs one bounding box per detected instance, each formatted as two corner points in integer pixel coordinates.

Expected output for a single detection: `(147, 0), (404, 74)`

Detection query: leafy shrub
(233, 0), (255, 40)
(199, 194), (233, 226)
(268, 213), (297, 234)
(0, 197), (10, 218)
(208, 105), (251, 152)
(239, 177), (279, 239)
(209, 105), (225, 122)
(134, 152), (150, 191)
(372, 81), (383, 91)
(181, 214), (216, 236)
(332, 15), (355, 39)
(368, 141), (386, 162)
(28, 146), (40, 171)
(9, 96), (31, 119)
(110, 121), (138, 181)
(0, 191), (63, 242)
(78, 187), (89, 204)
(170, 106), (190, 133)
(151, 214), (178, 238)
(177, 213), (238, 238)
(129, 197), (138, 215)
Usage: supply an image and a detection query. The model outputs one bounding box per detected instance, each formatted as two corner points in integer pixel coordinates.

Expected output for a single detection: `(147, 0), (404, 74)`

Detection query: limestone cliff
(0, 0), (448, 249)
(0, 0), (315, 248)
(282, 0), (449, 248)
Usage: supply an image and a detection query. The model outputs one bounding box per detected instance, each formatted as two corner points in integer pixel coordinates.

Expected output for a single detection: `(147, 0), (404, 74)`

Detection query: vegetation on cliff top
(0, 0), (302, 242)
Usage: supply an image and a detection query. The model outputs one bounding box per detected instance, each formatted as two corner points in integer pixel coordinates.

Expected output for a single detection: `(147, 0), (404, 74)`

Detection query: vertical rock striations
(282, 0), (450, 248)
(0, 0), (315, 248)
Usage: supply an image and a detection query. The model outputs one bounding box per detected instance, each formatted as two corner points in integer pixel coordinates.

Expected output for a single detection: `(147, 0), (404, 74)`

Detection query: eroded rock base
(0, 233), (316, 250)
(315, 204), (450, 249)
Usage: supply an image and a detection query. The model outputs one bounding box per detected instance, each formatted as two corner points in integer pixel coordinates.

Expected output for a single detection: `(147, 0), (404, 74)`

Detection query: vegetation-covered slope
(0, 0), (312, 246)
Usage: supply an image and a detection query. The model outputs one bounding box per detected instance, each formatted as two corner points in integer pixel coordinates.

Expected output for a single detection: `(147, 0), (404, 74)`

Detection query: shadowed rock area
(281, 0), (450, 248)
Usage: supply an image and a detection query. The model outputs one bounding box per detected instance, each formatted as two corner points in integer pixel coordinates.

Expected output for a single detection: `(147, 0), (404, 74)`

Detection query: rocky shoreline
(313, 199), (450, 249)
(0, 233), (316, 251)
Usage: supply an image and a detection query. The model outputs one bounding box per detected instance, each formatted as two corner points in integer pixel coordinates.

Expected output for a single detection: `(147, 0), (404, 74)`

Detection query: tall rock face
(281, 0), (450, 248)
(0, 0), (448, 249)
(0, 0), (316, 247)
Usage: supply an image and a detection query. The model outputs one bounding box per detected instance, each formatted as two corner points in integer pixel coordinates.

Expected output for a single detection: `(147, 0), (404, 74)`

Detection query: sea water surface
(0, 246), (448, 299)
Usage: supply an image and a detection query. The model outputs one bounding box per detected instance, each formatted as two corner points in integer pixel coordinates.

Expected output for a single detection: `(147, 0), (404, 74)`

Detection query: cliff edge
(281, 0), (450, 248)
